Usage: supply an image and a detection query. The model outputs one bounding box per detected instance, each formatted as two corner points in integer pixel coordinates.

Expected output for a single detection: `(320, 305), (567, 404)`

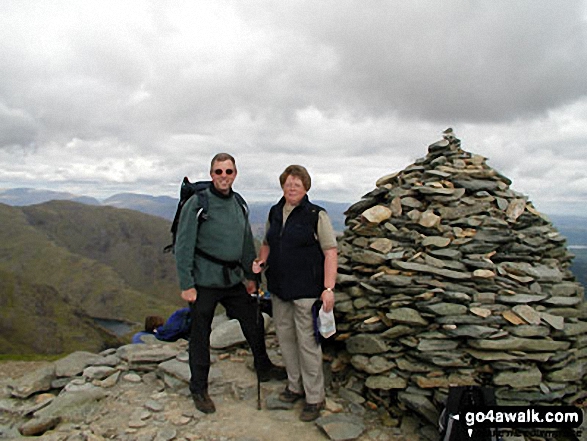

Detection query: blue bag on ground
(155, 307), (192, 342)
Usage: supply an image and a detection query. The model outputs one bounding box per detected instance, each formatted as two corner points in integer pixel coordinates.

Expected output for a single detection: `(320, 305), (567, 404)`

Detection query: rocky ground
(0, 334), (415, 441)
(1, 327), (584, 441)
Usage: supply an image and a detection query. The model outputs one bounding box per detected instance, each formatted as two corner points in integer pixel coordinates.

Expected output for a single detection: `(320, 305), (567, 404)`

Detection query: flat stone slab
(386, 308), (429, 326)
(468, 337), (570, 352)
(393, 261), (471, 280)
(117, 344), (180, 364)
(346, 334), (389, 354)
(315, 414), (365, 441)
(494, 366), (542, 388)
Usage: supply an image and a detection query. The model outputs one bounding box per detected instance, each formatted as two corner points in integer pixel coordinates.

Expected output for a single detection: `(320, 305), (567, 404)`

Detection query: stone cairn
(334, 129), (587, 429)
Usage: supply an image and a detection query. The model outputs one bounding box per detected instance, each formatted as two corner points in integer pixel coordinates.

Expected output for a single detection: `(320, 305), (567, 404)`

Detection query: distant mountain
(0, 201), (184, 355)
(0, 188), (100, 206)
(547, 214), (587, 246)
(102, 193), (177, 220)
(0, 188), (351, 233)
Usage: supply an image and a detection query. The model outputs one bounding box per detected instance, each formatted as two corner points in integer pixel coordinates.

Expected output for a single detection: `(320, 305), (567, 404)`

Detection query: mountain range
(0, 200), (184, 356)
(1, 188), (586, 355)
(0, 187), (349, 232)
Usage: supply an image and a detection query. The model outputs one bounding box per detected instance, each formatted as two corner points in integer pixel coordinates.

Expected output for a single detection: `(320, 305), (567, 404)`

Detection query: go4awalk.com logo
(453, 406), (584, 438)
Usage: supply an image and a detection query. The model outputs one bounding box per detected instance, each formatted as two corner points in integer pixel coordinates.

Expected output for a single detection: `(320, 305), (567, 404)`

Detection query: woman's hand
(252, 258), (265, 274)
(321, 288), (335, 312)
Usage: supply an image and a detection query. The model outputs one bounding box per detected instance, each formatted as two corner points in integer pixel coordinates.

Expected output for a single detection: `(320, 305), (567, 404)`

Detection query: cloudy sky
(1, 1), (587, 215)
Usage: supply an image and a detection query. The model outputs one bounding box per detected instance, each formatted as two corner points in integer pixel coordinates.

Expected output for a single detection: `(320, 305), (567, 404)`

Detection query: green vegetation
(0, 201), (184, 356)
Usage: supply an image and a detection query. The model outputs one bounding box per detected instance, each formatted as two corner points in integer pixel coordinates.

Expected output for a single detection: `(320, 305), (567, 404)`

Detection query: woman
(253, 165), (338, 422)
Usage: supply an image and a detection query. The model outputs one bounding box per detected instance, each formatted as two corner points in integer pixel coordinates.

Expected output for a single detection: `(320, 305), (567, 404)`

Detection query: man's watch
(324, 287), (334, 293)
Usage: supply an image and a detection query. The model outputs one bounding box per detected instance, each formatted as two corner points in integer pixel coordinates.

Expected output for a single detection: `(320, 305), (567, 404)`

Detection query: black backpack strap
(163, 180), (211, 253)
(233, 191), (249, 218)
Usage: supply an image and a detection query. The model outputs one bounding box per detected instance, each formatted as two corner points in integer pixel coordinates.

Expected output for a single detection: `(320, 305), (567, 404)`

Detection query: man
(175, 153), (286, 414)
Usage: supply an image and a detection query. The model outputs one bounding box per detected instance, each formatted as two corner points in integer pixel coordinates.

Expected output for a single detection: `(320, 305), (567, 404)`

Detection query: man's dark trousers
(188, 283), (271, 394)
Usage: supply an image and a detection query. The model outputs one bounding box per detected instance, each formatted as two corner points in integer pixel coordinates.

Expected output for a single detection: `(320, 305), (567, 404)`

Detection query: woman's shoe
(278, 386), (305, 403)
(299, 400), (324, 422)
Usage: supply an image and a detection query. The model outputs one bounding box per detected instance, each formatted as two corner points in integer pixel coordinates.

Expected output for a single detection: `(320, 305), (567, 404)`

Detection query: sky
(1, 1), (587, 215)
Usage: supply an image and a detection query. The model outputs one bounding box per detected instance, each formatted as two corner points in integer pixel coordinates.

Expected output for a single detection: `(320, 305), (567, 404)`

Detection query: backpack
(438, 386), (499, 441)
(163, 177), (248, 253)
(155, 307), (192, 342)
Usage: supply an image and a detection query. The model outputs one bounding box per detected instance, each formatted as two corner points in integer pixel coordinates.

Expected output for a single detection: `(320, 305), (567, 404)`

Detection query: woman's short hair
(145, 315), (165, 332)
(210, 153), (236, 172)
(279, 165), (311, 191)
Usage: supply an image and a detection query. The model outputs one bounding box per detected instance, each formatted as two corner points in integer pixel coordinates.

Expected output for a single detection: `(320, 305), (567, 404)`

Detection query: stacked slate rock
(335, 129), (587, 428)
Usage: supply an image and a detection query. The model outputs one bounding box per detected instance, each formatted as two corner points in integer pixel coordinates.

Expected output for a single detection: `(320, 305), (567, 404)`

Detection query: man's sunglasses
(213, 169), (235, 175)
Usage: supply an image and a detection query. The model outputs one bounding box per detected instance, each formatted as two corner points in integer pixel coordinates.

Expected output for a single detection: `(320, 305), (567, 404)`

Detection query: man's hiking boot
(299, 400), (324, 422)
(278, 386), (305, 403)
(191, 391), (216, 414)
(257, 364), (287, 382)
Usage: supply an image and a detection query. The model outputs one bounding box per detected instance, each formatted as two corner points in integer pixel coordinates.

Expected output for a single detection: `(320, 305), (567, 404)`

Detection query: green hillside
(0, 270), (120, 355)
(0, 202), (184, 355)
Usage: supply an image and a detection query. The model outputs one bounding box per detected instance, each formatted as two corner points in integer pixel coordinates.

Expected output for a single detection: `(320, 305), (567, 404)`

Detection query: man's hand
(245, 279), (257, 295)
(181, 287), (197, 303)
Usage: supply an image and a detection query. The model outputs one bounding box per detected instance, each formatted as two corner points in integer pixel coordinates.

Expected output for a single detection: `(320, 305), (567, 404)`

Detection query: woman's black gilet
(265, 196), (324, 301)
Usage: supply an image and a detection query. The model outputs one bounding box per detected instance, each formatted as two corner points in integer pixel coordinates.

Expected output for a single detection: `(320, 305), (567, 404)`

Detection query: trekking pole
(255, 271), (263, 411)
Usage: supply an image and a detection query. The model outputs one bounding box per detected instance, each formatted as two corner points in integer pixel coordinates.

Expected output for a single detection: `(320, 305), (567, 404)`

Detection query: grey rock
(155, 428), (178, 441)
(540, 312), (565, 330)
(444, 325), (499, 339)
(373, 275), (413, 287)
(338, 388), (366, 405)
(350, 355), (394, 374)
(346, 335), (390, 354)
(545, 361), (587, 383)
(34, 388), (107, 421)
(494, 367), (542, 388)
(265, 393), (295, 410)
(512, 305), (541, 325)
(393, 261), (471, 280)
(550, 282), (580, 297)
(468, 337), (570, 352)
(10, 365), (56, 399)
(429, 248), (462, 259)
(117, 344), (179, 364)
(386, 308), (429, 326)
(158, 359), (190, 384)
(144, 400), (164, 412)
(351, 250), (387, 266)
(82, 366), (117, 381)
(420, 236), (451, 248)
(417, 340), (459, 351)
(499, 262), (563, 283)
(18, 416), (61, 437)
(365, 375), (406, 390)
(506, 325), (550, 338)
(452, 178), (499, 192)
(497, 294), (548, 304)
(315, 414), (365, 441)
(210, 314), (270, 349)
(422, 302), (468, 316)
(55, 351), (103, 377)
(381, 325), (416, 339)
(543, 296), (582, 306)
(397, 393), (439, 425)
(558, 321), (587, 337)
